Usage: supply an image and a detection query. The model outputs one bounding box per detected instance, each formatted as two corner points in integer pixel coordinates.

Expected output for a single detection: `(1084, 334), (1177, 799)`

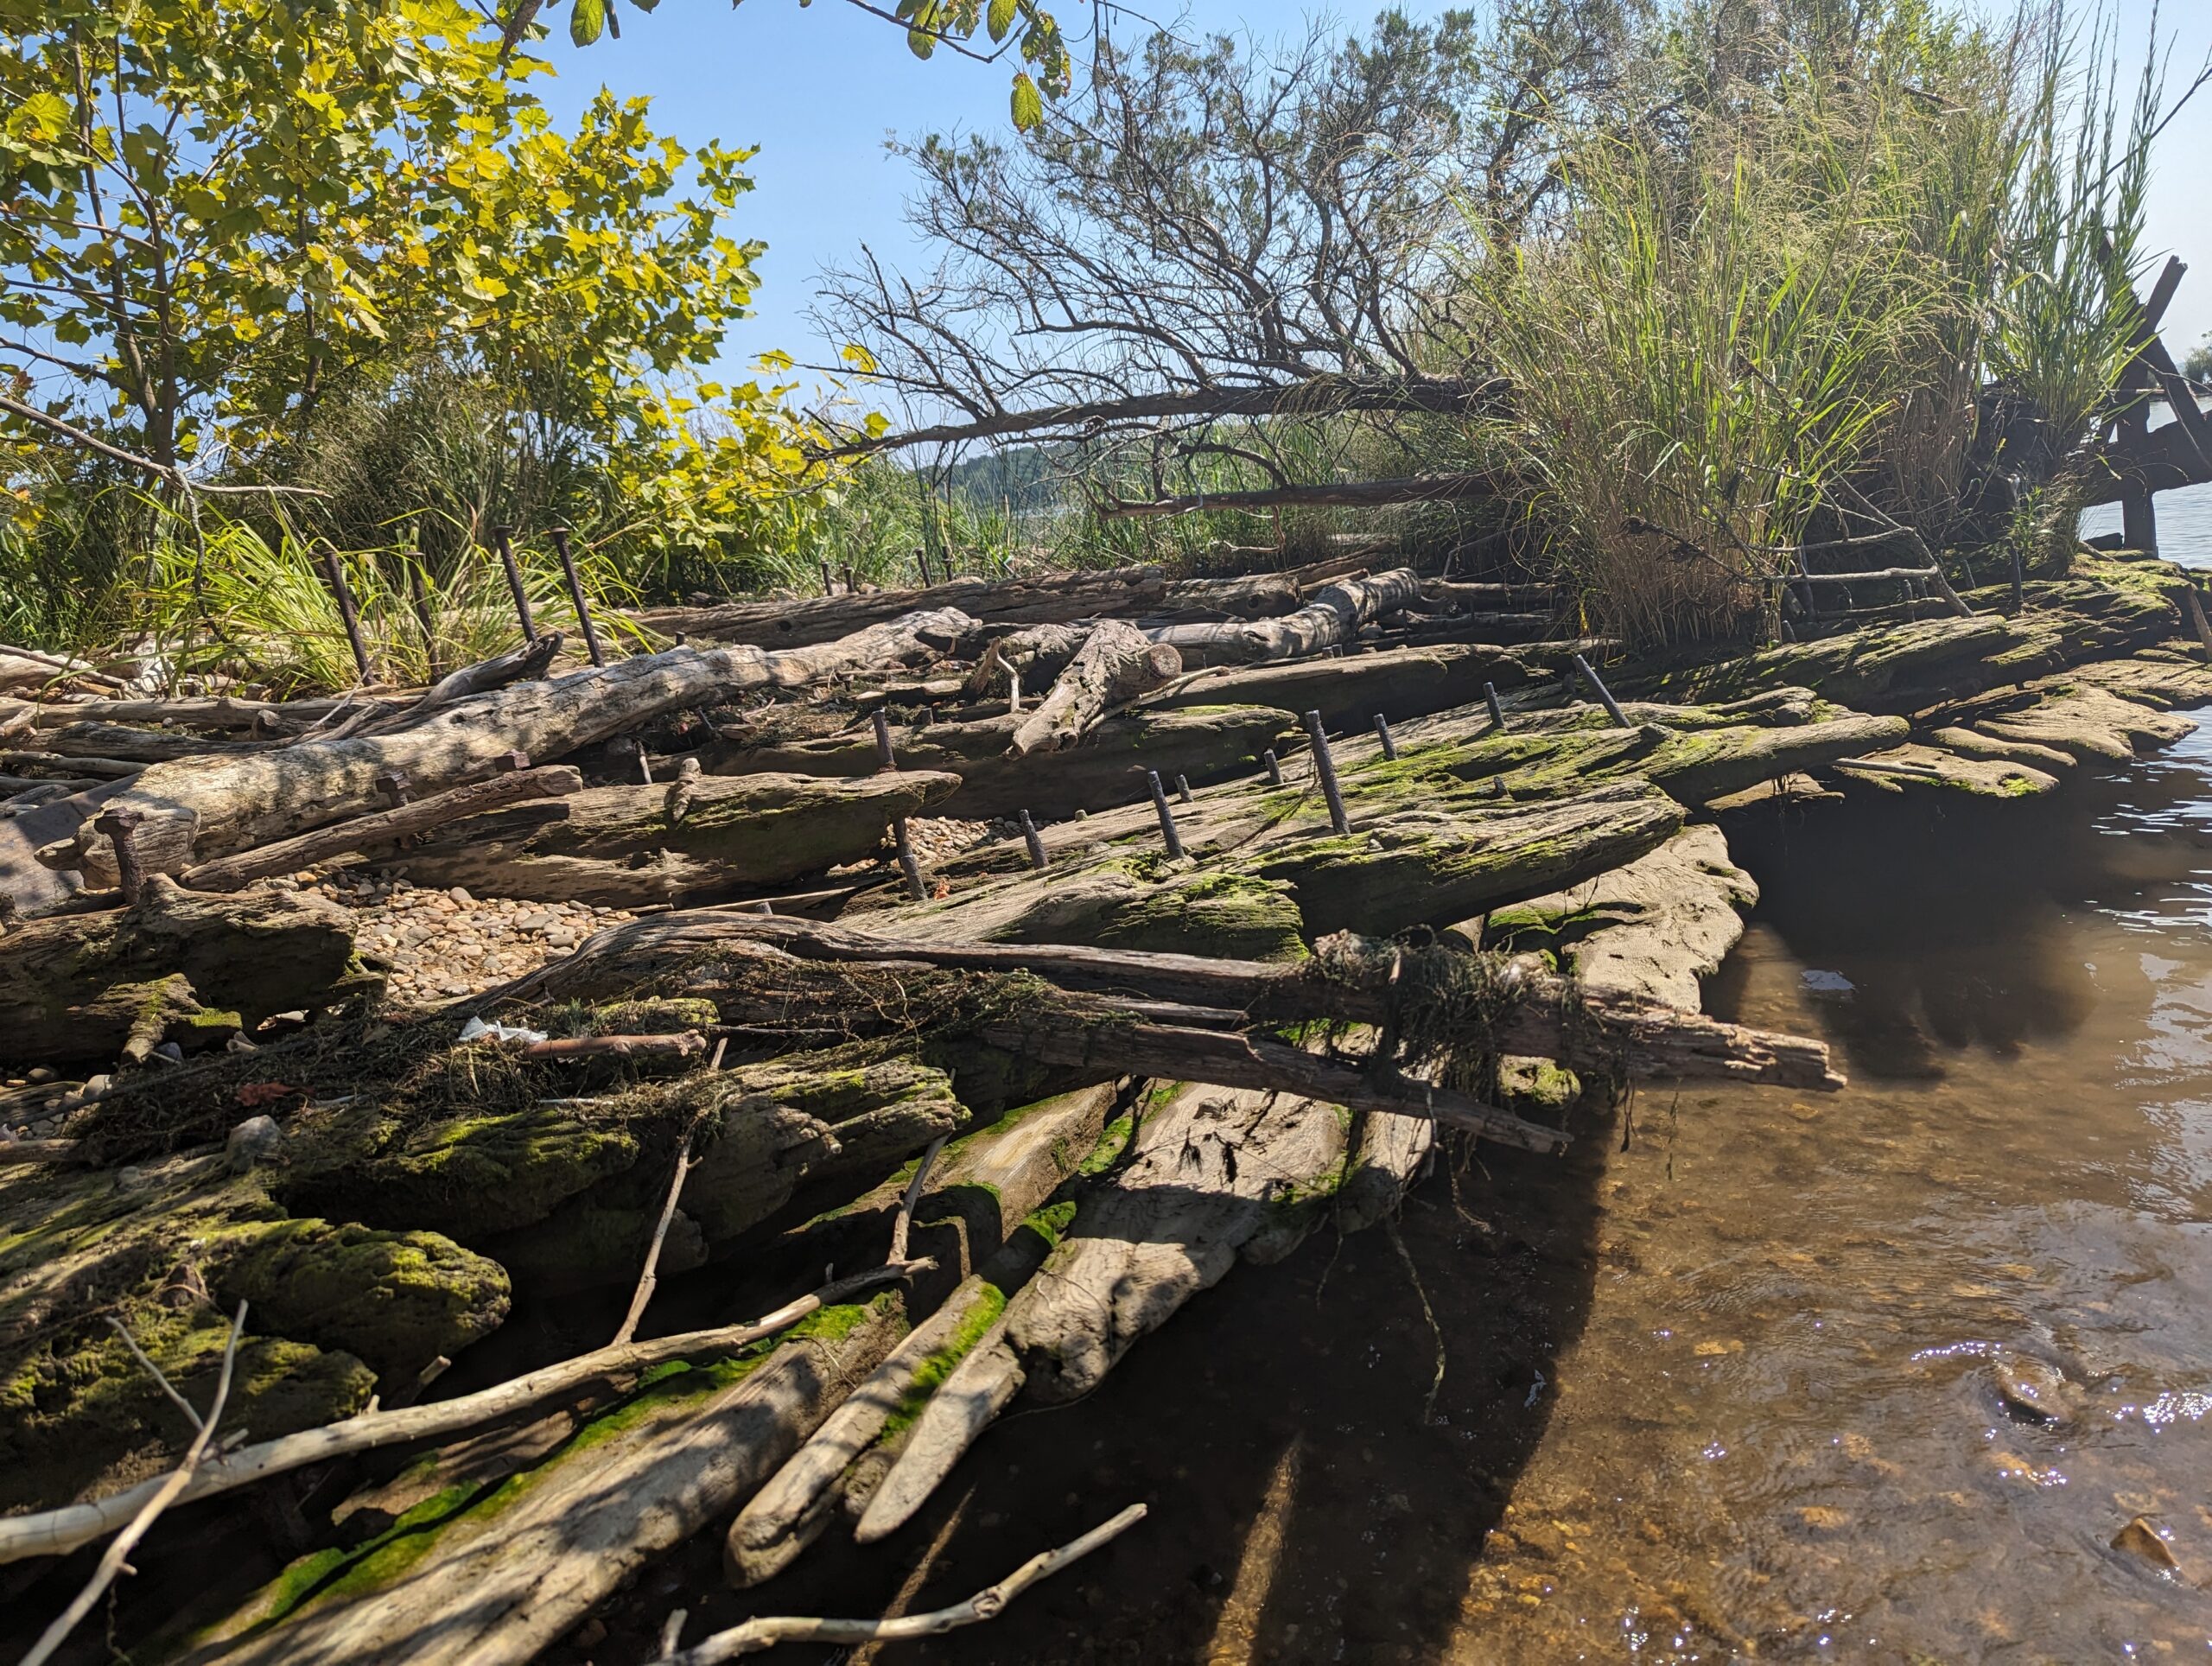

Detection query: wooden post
(1176, 773), (1193, 804)
(820, 560), (836, 597)
(1262, 748), (1282, 785)
(318, 546), (373, 685)
(1301, 710), (1350, 836)
(1484, 682), (1506, 732)
(1146, 770), (1185, 859)
(1019, 809), (1049, 871)
(872, 710), (896, 770)
(489, 525), (538, 643)
(1374, 713), (1397, 760)
(550, 529), (607, 667)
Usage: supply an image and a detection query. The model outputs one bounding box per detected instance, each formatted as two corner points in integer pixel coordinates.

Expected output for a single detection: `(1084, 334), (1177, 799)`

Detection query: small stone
(26, 1066), (55, 1084)
(448, 887), (474, 905)
(2111, 1516), (2180, 1574)
(226, 1115), (284, 1173)
(1796, 1505), (1851, 1531)
(1993, 1351), (2081, 1425)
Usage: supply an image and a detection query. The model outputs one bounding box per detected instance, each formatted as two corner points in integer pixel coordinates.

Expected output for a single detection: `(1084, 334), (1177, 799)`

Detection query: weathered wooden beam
(177, 766), (584, 891)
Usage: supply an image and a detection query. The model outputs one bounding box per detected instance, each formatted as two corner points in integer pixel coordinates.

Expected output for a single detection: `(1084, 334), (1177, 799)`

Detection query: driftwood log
(374, 769), (963, 908)
(176, 766), (584, 891)
(56, 607), (977, 881)
(1149, 568), (1422, 665)
(702, 703), (1294, 821)
(0, 875), (373, 1063)
(1007, 620), (1183, 754)
(631, 566), (1165, 648)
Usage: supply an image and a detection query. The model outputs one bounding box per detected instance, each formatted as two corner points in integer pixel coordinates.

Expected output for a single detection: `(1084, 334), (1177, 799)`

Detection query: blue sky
(527, 0), (2212, 386)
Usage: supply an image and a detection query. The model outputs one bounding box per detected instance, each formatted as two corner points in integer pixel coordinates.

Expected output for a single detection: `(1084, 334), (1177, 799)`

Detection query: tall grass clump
(1462, 1), (2161, 648)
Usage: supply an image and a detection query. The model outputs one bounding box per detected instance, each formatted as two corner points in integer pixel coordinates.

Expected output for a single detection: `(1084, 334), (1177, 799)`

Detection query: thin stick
(105, 1317), (204, 1434)
(888, 1135), (947, 1266)
(19, 1303), (247, 1666)
(662, 1504), (1149, 1663)
(613, 1115), (706, 1347)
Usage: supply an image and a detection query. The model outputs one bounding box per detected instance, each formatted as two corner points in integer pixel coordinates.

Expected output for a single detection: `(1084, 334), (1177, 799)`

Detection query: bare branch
(19, 1303), (248, 1666)
(661, 1504), (1150, 1663)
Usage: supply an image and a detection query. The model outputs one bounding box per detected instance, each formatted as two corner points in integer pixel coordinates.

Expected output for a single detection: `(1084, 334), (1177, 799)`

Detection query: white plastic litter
(458, 1016), (550, 1046)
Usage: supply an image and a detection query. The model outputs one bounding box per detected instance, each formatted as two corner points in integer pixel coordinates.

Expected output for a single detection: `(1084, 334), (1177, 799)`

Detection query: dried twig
(613, 1112), (707, 1348)
(887, 1135), (947, 1266)
(19, 1303), (247, 1666)
(661, 1504), (1149, 1663)
(105, 1315), (206, 1434)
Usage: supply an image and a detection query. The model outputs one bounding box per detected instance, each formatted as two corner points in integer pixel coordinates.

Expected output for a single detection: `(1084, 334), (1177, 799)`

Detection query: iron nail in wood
(872, 710), (896, 771)
(93, 806), (144, 904)
(1374, 713), (1397, 760)
(820, 559), (836, 596)
(489, 525), (538, 644)
(1019, 809), (1049, 870)
(844, 563), (860, 596)
(1146, 769), (1185, 859)
(893, 817), (926, 900)
(549, 528), (607, 666)
(1262, 748), (1282, 785)
(1571, 653), (1630, 728)
(1484, 681), (1506, 732)
(374, 768), (413, 808)
(1301, 709), (1351, 835)
(318, 544), (373, 684)
(914, 546), (931, 587)
(1176, 773), (1192, 804)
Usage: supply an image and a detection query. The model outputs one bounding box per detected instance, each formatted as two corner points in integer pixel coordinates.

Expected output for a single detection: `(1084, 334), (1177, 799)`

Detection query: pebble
(226, 1115), (284, 1173)
(1992, 1351), (2082, 1425)
(292, 874), (639, 1011)
(2110, 1516), (2181, 1574)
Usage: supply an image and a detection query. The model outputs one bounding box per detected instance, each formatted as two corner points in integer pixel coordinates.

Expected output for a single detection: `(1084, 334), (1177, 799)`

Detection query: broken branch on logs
(1148, 568), (1422, 665)
(667, 1505), (1147, 1662)
(500, 911), (1846, 1092)
(613, 1112), (708, 1348)
(1008, 620), (1183, 755)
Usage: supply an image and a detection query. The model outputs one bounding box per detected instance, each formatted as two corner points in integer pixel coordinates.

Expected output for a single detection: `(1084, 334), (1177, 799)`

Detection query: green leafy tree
(515, 0), (1070, 130)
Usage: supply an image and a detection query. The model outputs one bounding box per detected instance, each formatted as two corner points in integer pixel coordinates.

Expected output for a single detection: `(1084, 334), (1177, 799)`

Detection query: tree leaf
(906, 28), (936, 58)
(987, 0), (1015, 43)
(1010, 71), (1043, 130)
(569, 0), (606, 46)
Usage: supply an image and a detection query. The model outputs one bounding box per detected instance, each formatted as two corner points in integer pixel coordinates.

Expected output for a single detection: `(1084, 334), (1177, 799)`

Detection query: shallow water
(1434, 730), (2212, 1662)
